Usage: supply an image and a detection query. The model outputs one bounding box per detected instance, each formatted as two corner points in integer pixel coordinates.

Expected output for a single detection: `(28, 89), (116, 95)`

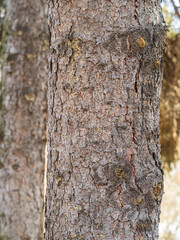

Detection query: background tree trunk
(0, 0), (48, 239)
(45, 0), (165, 239)
(160, 34), (180, 168)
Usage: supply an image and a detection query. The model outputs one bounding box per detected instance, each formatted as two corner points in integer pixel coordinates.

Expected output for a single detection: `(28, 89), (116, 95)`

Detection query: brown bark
(45, 0), (165, 239)
(0, 0), (48, 239)
(160, 34), (180, 167)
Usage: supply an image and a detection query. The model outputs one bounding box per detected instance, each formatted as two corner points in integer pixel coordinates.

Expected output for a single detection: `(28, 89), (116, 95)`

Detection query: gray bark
(0, 0), (48, 239)
(45, 0), (165, 239)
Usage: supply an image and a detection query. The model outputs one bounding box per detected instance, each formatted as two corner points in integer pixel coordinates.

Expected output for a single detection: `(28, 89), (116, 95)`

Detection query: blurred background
(159, 0), (180, 239)
(0, 0), (179, 239)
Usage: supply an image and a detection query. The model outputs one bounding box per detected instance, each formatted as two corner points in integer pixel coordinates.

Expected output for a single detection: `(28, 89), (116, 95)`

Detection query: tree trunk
(0, 0), (48, 239)
(45, 0), (165, 239)
(160, 34), (180, 167)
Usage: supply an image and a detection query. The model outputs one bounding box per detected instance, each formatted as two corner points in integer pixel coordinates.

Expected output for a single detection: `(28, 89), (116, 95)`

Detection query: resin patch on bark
(137, 37), (146, 48)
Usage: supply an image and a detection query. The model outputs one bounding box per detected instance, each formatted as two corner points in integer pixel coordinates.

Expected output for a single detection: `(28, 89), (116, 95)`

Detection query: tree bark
(45, 0), (165, 239)
(0, 0), (48, 239)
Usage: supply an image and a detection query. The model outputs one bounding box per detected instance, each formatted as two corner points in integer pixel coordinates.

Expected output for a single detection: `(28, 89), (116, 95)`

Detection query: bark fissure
(134, 0), (140, 26)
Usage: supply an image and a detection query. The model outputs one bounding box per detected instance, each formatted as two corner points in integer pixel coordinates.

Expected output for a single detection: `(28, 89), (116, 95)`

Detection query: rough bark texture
(0, 0), (48, 239)
(45, 0), (165, 239)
